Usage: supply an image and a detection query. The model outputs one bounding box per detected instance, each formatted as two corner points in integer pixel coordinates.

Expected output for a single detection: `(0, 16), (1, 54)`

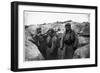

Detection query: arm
(60, 34), (64, 50)
(50, 36), (57, 52)
(73, 32), (79, 51)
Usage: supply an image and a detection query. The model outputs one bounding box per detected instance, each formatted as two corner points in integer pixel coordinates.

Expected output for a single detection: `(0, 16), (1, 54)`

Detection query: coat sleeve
(51, 36), (57, 51)
(73, 32), (79, 51)
(60, 33), (64, 50)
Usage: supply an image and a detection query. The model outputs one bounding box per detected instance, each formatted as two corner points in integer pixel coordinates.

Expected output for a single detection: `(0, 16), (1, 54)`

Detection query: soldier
(46, 29), (59, 60)
(33, 28), (47, 59)
(59, 23), (78, 59)
(33, 28), (42, 47)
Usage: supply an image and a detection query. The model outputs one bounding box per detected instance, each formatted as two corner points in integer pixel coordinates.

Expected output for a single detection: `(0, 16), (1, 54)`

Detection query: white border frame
(18, 5), (96, 69)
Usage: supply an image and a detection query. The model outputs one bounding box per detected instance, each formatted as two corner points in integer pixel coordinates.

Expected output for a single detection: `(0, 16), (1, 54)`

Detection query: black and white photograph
(24, 11), (90, 61)
(11, 1), (97, 71)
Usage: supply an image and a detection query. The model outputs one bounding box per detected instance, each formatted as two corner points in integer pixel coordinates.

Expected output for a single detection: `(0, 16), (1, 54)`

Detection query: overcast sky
(24, 11), (89, 25)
